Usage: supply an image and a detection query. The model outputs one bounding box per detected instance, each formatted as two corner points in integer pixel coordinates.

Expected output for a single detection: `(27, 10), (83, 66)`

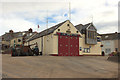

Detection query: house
(10, 29), (37, 47)
(75, 22), (102, 55)
(26, 20), (102, 56)
(1, 29), (36, 53)
(1, 30), (14, 53)
(101, 32), (120, 55)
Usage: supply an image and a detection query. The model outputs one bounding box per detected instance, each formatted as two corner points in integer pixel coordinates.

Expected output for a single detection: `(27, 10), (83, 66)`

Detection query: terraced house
(25, 20), (102, 56)
(1, 29), (36, 53)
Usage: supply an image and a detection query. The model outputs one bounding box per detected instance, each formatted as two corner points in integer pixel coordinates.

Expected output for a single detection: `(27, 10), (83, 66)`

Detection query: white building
(101, 32), (120, 55)
(25, 20), (102, 56)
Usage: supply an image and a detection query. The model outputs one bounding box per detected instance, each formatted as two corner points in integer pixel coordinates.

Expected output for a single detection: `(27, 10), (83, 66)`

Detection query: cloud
(1, 17), (37, 34)
(95, 21), (118, 33)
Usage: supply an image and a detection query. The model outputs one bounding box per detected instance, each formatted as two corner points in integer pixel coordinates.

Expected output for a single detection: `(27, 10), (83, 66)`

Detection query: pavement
(2, 54), (118, 78)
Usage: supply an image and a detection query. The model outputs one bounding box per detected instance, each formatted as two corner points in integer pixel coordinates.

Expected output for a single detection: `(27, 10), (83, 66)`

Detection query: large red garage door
(58, 33), (79, 56)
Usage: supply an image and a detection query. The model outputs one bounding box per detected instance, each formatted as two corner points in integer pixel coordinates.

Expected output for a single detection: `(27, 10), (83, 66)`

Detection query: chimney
(28, 28), (32, 33)
(9, 30), (14, 33)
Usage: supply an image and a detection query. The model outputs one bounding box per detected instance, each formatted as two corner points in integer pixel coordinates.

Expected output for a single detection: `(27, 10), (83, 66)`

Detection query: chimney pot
(28, 28), (33, 33)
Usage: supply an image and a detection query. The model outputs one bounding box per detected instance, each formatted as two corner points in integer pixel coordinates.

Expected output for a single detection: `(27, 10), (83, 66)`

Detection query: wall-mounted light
(80, 47), (82, 51)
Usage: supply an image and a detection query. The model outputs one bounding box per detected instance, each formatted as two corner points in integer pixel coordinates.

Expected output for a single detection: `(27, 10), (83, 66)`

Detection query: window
(66, 30), (71, 33)
(115, 48), (118, 52)
(91, 31), (94, 39)
(105, 36), (108, 38)
(14, 40), (15, 43)
(22, 33), (25, 35)
(67, 24), (69, 26)
(88, 31), (96, 39)
(93, 32), (95, 39)
(97, 37), (101, 42)
(18, 39), (21, 42)
(88, 31), (90, 38)
(18, 33), (22, 37)
(89, 31), (92, 38)
(30, 33), (32, 36)
(83, 48), (90, 53)
(105, 48), (111, 53)
(94, 32), (97, 39)
(105, 41), (110, 46)
(58, 29), (60, 31)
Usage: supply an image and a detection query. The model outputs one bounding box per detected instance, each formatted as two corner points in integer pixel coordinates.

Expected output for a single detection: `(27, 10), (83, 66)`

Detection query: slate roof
(28, 20), (68, 41)
(100, 33), (120, 40)
(2, 33), (17, 41)
(75, 23), (92, 34)
(28, 20), (101, 41)
(23, 32), (37, 40)
(75, 23), (98, 35)
(2, 31), (36, 42)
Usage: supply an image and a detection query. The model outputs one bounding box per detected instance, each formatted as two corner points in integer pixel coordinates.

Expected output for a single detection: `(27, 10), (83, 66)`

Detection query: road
(2, 54), (118, 78)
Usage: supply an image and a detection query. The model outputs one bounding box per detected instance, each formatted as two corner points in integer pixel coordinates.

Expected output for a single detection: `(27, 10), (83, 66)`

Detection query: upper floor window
(76, 31), (79, 33)
(67, 24), (69, 26)
(18, 33), (22, 37)
(18, 39), (21, 42)
(97, 37), (101, 42)
(30, 33), (32, 36)
(58, 29), (60, 31)
(105, 36), (108, 38)
(88, 31), (96, 39)
(22, 33), (25, 35)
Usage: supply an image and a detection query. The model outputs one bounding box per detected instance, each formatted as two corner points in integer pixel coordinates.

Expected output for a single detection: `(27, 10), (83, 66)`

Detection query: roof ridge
(75, 24), (83, 26)
(28, 20), (68, 41)
(100, 32), (119, 35)
(38, 20), (68, 34)
(83, 23), (92, 26)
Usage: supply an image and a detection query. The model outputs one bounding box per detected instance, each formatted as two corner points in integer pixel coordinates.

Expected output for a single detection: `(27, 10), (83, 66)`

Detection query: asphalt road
(2, 54), (118, 78)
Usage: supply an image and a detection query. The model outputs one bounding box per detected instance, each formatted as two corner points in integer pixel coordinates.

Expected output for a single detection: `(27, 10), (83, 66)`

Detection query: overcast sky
(0, 0), (119, 35)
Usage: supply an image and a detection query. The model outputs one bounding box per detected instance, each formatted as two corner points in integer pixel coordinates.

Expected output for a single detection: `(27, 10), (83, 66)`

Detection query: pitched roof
(2, 33), (16, 41)
(75, 24), (83, 33)
(23, 32), (37, 41)
(28, 20), (68, 41)
(100, 33), (120, 40)
(75, 23), (98, 34)
(2, 31), (36, 41)
(75, 23), (93, 34)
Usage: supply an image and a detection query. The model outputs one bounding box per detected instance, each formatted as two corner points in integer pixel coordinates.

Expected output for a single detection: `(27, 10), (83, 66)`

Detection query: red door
(70, 36), (79, 56)
(58, 34), (79, 56)
(58, 35), (69, 56)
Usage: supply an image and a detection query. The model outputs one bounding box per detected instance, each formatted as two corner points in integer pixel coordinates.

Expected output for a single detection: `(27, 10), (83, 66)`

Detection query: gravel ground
(2, 54), (118, 78)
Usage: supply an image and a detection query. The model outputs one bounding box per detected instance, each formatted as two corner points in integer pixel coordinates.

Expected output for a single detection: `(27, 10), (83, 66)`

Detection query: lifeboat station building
(25, 20), (102, 56)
